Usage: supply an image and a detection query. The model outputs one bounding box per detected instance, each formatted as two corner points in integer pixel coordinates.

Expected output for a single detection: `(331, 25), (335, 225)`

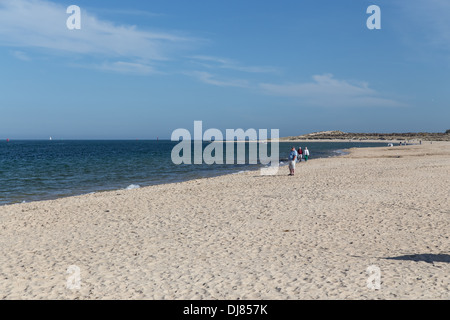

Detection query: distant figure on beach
(304, 147), (310, 161)
(297, 147), (303, 162)
(420, 140), (422, 145)
(288, 147), (297, 176)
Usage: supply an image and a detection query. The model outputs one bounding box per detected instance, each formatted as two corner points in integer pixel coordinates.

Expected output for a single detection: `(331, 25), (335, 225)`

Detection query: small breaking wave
(333, 149), (349, 156)
(232, 170), (249, 175)
(126, 184), (141, 190)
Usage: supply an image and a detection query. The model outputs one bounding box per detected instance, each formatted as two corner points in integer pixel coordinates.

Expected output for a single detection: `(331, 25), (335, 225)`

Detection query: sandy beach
(0, 142), (449, 300)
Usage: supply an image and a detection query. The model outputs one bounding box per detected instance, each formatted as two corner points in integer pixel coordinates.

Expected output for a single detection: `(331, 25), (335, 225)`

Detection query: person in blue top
(288, 147), (298, 176)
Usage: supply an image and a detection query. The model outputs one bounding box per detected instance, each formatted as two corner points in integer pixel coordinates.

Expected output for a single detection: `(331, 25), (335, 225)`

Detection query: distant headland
(280, 130), (450, 141)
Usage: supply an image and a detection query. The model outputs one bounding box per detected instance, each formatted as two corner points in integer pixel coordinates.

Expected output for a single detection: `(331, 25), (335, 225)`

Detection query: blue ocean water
(0, 140), (386, 205)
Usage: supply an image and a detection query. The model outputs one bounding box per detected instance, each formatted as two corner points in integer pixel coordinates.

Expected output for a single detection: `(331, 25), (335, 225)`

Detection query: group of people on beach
(288, 146), (309, 176)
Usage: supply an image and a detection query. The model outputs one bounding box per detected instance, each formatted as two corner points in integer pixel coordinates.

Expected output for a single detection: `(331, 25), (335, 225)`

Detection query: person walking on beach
(304, 147), (310, 162)
(288, 147), (297, 176)
(297, 147), (303, 163)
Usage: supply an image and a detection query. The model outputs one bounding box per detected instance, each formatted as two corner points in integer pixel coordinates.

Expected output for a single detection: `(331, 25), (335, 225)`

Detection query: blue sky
(0, 0), (449, 139)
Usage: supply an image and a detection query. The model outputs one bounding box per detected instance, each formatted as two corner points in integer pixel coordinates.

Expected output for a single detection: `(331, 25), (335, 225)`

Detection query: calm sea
(0, 140), (386, 205)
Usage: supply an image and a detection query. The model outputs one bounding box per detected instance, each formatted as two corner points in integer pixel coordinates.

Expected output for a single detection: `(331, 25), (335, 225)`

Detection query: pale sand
(0, 142), (449, 300)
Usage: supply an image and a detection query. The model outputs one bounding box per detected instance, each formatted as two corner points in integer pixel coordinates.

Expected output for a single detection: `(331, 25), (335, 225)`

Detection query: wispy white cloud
(0, 0), (279, 83)
(186, 71), (250, 88)
(190, 55), (279, 74)
(88, 8), (166, 19)
(11, 50), (31, 61)
(0, 0), (194, 62)
(260, 74), (405, 108)
(95, 61), (158, 75)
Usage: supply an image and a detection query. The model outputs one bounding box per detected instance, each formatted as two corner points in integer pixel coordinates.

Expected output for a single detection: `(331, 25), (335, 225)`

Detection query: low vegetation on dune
(281, 130), (450, 141)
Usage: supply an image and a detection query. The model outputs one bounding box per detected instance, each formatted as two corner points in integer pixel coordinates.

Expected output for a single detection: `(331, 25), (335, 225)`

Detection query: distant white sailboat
(49, 137), (53, 141)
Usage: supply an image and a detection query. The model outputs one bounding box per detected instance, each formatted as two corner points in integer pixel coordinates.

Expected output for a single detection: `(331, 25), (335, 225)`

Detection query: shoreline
(0, 142), (449, 299)
(1, 141), (386, 207)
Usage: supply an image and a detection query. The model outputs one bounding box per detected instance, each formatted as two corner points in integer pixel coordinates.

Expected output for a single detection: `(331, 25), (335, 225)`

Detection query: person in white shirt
(304, 147), (310, 161)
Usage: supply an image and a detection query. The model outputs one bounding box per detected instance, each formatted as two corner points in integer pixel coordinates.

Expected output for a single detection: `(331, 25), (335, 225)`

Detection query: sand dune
(0, 142), (449, 299)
